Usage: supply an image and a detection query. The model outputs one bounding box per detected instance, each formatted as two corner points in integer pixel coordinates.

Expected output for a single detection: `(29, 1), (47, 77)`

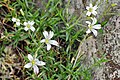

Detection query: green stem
(73, 33), (88, 68)
(34, 45), (41, 58)
(67, 34), (88, 80)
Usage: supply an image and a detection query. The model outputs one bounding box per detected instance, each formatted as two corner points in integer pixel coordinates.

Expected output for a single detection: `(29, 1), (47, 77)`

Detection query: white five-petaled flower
(23, 21), (35, 32)
(86, 3), (98, 16)
(40, 31), (59, 50)
(24, 54), (46, 74)
(86, 17), (101, 36)
(12, 17), (20, 26)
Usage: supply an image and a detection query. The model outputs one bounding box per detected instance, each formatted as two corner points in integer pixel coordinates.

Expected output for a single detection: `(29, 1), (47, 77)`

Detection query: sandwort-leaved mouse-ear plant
(40, 31), (59, 50)
(23, 21), (35, 32)
(12, 17), (20, 26)
(24, 54), (46, 74)
(1, 0), (114, 79)
(86, 17), (101, 36)
(86, 3), (98, 16)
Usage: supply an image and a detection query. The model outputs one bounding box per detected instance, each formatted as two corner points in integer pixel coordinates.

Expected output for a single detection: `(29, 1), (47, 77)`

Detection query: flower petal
(92, 11), (97, 16)
(93, 5), (98, 10)
(86, 29), (91, 34)
(93, 24), (101, 29)
(48, 31), (54, 39)
(28, 21), (31, 24)
(12, 17), (16, 22)
(35, 59), (46, 66)
(89, 3), (93, 7)
(16, 22), (20, 26)
(16, 19), (20, 22)
(40, 39), (45, 43)
(24, 22), (27, 26)
(47, 44), (51, 50)
(24, 63), (32, 68)
(43, 31), (48, 39)
(86, 6), (90, 10)
(33, 65), (39, 74)
(30, 21), (35, 25)
(28, 54), (33, 61)
(86, 11), (91, 16)
(24, 27), (29, 31)
(91, 17), (97, 25)
(86, 21), (91, 25)
(49, 40), (59, 47)
(91, 29), (97, 36)
(30, 26), (35, 32)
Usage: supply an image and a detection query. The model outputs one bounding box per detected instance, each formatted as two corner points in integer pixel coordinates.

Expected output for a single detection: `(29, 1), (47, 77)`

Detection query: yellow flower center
(89, 8), (93, 12)
(31, 60), (35, 65)
(45, 39), (49, 44)
(27, 24), (30, 28)
(89, 25), (93, 30)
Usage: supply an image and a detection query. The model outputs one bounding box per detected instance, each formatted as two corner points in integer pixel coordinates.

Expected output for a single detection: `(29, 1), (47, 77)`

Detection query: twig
(67, 34), (88, 80)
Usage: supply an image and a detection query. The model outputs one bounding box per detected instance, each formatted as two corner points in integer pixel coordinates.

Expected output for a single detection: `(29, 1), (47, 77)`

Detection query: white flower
(86, 17), (101, 36)
(12, 17), (20, 26)
(86, 3), (98, 16)
(24, 54), (46, 74)
(24, 21), (35, 32)
(40, 31), (59, 50)
(20, 9), (24, 16)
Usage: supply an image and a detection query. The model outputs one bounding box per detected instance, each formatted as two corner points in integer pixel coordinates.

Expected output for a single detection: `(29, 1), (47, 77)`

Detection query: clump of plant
(0, 0), (117, 80)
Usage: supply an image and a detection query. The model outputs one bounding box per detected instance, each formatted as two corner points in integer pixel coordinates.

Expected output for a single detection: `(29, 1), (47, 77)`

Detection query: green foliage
(0, 0), (113, 80)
